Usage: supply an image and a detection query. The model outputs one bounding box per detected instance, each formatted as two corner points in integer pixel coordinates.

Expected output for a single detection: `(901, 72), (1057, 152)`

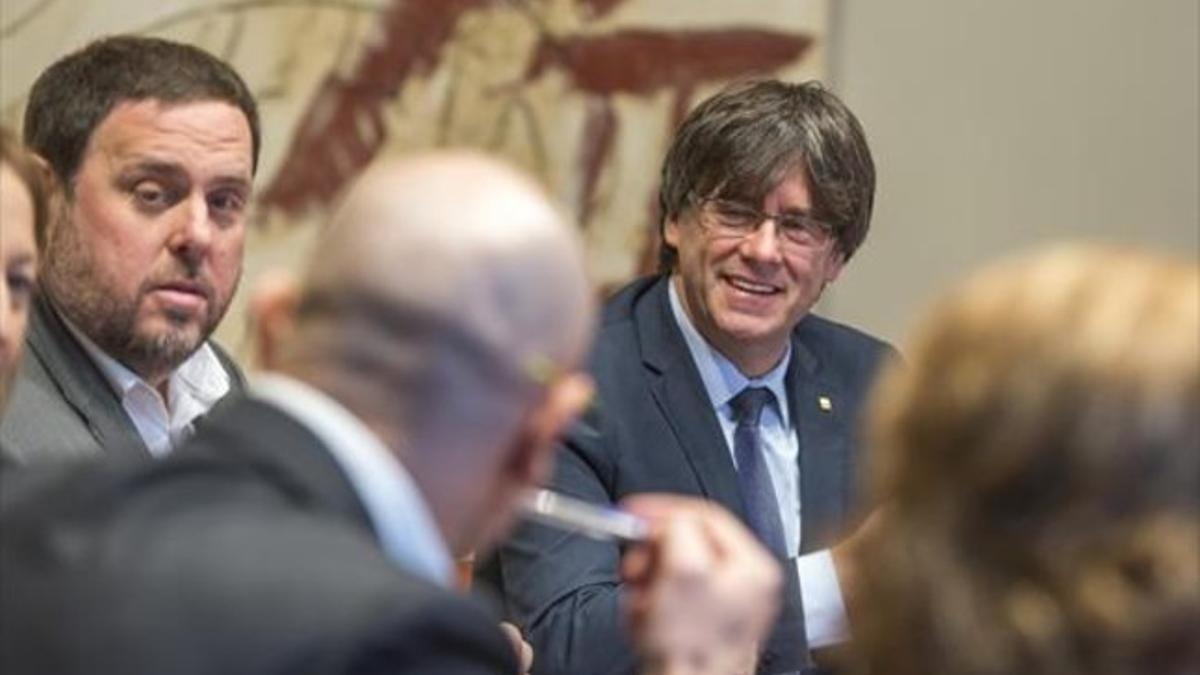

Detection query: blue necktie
(731, 387), (789, 559)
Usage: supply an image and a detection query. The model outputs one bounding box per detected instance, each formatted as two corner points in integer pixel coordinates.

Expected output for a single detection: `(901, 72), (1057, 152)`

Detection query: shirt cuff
(795, 549), (849, 648)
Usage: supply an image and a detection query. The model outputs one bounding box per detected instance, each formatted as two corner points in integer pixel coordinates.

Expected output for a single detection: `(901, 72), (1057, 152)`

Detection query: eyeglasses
(693, 196), (836, 249)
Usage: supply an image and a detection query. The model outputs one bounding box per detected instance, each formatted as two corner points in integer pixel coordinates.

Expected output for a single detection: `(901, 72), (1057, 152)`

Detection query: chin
(129, 325), (206, 370)
(715, 314), (787, 343)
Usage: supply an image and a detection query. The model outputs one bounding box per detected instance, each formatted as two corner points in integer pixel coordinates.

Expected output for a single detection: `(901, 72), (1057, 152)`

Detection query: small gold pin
(817, 396), (833, 412)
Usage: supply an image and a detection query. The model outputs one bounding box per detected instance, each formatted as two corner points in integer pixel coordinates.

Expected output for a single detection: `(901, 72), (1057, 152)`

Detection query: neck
(398, 449), (478, 556)
(715, 338), (786, 379)
(670, 275), (789, 378)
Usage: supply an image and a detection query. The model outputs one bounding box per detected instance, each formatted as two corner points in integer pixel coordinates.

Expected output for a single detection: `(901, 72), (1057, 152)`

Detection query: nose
(168, 193), (213, 263)
(739, 217), (785, 264)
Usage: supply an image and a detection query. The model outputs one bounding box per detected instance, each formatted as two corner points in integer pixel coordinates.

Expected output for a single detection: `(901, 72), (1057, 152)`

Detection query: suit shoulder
(795, 314), (891, 355)
(0, 351), (94, 464)
(794, 314), (897, 382)
(597, 276), (661, 328)
(586, 276), (662, 362)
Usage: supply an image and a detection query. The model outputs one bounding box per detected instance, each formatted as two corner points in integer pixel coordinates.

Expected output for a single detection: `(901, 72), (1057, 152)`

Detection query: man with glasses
(484, 79), (895, 674)
(1, 152), (785, 675)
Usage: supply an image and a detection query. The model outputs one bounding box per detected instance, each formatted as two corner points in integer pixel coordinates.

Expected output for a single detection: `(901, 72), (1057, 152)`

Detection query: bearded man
(0, 36), (258, 464)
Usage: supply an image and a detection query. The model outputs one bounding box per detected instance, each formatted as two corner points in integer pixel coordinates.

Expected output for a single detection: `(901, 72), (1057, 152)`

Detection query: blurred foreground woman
(854, 244), (1199, 675)
(0, 127), (46, 418)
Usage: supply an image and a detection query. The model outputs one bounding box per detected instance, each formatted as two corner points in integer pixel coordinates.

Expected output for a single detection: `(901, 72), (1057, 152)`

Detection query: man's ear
(248, 270), (301, 370)
(824, 248), (846, 285)
(501, 373), (594, 488)
(36, 156), (69, 250)
(664, 216), (683, 250)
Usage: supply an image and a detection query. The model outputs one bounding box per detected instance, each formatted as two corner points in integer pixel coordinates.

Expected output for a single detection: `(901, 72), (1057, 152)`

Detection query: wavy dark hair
(657, 79), (874, 269)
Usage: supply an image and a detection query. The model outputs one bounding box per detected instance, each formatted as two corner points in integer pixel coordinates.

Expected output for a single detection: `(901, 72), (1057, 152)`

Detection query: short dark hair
(658, 79), (874, 269)
(1, 125), (51, 251)
(23, 35), (260, 188)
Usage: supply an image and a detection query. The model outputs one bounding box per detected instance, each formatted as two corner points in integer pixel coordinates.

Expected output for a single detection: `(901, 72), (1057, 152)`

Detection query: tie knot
(730, 387), (774, 425)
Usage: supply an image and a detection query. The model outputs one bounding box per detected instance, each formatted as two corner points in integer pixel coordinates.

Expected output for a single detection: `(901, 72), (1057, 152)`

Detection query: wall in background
(1, 0), (830, 359)
(826, 0), (1198, 342)
(2, 0), (1196, 354)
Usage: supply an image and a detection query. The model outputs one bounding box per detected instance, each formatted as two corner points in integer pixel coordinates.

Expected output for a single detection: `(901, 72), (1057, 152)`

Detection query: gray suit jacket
(0, 294), (245, 465)
(481, 276), (895, 675)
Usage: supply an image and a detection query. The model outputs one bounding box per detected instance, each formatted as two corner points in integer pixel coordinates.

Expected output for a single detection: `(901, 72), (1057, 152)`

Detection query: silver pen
(518, 489), (650, 543)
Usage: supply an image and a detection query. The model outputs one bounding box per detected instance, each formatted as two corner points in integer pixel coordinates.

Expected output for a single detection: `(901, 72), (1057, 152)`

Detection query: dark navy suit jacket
(0, 397), (517, 675)
(482, 275), (894, 675)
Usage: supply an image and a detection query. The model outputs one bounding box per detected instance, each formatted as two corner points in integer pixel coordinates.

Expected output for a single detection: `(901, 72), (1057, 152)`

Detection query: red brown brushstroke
(259, 0), (494, 216)
(577, 99), (618, 228)
(523, 28), (811, 241)
(577, 0), (630, 19)
(261, 0), (814, 246)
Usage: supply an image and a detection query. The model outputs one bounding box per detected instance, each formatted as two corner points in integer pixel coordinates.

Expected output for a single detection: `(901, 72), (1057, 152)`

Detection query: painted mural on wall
(0, 0), (827, 354)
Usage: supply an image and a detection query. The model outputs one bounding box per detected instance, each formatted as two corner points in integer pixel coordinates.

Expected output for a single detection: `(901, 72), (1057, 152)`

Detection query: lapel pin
(817, 396), (833, 412)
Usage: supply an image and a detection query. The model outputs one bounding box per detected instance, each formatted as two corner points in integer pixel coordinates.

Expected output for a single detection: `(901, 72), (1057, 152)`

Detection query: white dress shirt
(668, 281), (849, 648)
(252, 374), (455, 588)
(68, 321), (230, 457)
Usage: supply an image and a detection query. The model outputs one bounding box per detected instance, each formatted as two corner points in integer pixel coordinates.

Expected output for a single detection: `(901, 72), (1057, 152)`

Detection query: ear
(664, 216), (683, 251)
(38, 158), (70, 247)
(501, 373), (595, 488)
(823, 248), (846, 285)
(471, 373), (594, 554)
(248, 270), (300, 370)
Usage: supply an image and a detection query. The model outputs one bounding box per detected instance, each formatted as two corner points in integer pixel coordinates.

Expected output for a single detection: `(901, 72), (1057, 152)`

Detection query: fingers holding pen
(619, 494), (782, 675)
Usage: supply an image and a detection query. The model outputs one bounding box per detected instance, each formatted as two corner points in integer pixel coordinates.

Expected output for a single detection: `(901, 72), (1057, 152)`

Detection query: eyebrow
(118, 159), (184, 175)
(117, 159), (252, 192)
(6, 251), (37, 267)
(713, 198), (817, 215)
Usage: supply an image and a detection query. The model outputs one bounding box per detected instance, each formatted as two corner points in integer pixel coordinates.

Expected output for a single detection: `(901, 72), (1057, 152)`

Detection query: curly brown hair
(1, 126), (50, 251)
(855, 243), (1199, 675)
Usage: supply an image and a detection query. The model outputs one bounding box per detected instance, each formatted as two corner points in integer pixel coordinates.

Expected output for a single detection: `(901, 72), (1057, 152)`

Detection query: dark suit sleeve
(490, 407), (640, 675)
(346, 593), (518, 675)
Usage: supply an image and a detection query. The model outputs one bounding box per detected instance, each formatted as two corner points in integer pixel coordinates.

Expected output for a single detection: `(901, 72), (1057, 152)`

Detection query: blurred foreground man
(0, 153), (782, 675)
(487, 79), (894, 674)
(0, 36), (256, 464)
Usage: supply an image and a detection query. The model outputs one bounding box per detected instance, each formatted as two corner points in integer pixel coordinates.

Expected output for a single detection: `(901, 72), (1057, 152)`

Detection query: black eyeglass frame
(687, 193), (838, 250)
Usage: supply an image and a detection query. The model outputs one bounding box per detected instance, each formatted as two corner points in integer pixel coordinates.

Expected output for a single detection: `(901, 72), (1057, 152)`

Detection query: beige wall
(3, 1), (1195, 350)
(824, 0), (1199, 343)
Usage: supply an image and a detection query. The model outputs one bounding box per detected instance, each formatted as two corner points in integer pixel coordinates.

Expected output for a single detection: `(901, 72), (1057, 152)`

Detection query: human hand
(620, 494), (782, 675)
(498, 621), (533, 675)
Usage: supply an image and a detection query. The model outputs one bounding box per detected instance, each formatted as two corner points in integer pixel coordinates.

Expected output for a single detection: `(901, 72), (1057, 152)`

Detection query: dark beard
(42, 230), (220, 385)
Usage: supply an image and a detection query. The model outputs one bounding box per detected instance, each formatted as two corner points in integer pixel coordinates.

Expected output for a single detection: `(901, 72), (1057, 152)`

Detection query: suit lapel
(786, 332), (849, 553)
(636, 278), (745, 518)
(26, 296), (148, 459)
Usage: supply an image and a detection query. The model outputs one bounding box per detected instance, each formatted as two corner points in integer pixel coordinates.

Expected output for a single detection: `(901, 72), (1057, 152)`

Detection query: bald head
(274, 152), (595, 552)
(305, 152), (592, 373)
(277, 153), (592, 469)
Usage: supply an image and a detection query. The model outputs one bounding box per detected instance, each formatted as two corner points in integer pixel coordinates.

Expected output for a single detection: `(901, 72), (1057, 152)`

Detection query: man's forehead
(89, 98), (253, 174)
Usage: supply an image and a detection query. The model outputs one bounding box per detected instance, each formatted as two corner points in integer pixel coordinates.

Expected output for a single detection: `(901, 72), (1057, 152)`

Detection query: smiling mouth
(724, 275), (782, 296)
